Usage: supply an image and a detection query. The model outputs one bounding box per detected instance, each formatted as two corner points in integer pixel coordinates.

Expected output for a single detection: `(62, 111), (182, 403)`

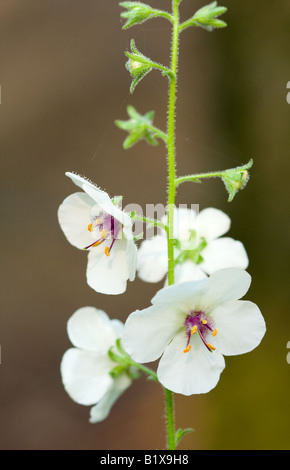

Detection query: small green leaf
(175, 428), (194, 447)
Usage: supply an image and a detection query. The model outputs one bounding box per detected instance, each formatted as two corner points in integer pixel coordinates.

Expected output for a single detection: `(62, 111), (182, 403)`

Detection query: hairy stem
(164, 0), (181, 451)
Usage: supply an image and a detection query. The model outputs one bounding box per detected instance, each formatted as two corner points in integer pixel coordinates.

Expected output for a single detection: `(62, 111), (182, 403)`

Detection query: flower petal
(213, 300), (266, 356)
(203, 268), (251, 311)
(65, 172), (97, 191)
(157, 331), (225, 395)
(67, 307), (118, 353)
(110, 319), (125, 338)
(65, 172), (111, 207)
(174, 260), (208, 284)
(86, 237), (131, 295)
(172, 207), (198, 241)
(137, 235), (168, 283)
(60, 348), (113, 406)
(152, 268), (251, 314)
(151, 278), (209, 312)
(89, 374), (131, 423)
(201, 237), (249, 274)
(57, 192), (95, 249)
(123, 305), (182, 363)
(196, 208), (231, 241)
(126, 239), (137, 282)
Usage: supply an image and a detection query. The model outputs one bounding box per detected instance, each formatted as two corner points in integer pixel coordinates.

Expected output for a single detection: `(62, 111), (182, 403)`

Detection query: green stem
(151, 10), (174, 23)
(175, 170), (224, 186)
(145, 124), (168, 144)
(165, 387), (176, 450)
(163, 0), (180, 451)
(128, 360), (159, 382)
(175, 158), (253, 186)
(167, 0), (179, 287)
(132, 215), (168, 233)
(179, 19), (198, 33)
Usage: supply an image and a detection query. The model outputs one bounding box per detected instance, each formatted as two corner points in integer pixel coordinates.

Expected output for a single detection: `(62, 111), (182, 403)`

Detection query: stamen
(104, 247), (110, 257)
(92, 240), (102, 248)
(101, 229), (107, 239)
(87, 223), (93, 232)
(83, 238), (105, 250)
(184, 310), (217, 354)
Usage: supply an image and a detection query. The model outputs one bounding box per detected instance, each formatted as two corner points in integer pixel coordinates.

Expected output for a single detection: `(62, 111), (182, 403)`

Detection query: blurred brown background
(1, 0), (290, 450)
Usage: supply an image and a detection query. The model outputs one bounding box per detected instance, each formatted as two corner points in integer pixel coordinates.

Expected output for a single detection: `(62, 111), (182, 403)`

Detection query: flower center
(83, 212), (121, 256)
(183, 310), (217, 354)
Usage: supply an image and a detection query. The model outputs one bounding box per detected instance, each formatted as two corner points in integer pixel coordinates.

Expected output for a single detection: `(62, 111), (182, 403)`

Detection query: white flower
(61, 306), (132, 423)
(137, 207), (249, 284)
(123, 268), (266, 396)
(58, 172), (137, 295)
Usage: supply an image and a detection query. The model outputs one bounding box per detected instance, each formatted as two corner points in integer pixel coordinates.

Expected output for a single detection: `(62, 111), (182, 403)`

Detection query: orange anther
(104, 247), (110, 257)
(202, 319), (207, 324)
(101, 229), (107, 239)
(191, 326), (197, 335)
(206, 342), (216, 351)
(183, 345), (191, 353)
(92, 240), (102, 247)
(212, 328), (218, 337)
(88, 223), (93, 232)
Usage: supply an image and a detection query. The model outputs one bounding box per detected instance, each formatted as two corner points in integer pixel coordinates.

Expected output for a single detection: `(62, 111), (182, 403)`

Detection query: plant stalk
(164, 0), (180, 451)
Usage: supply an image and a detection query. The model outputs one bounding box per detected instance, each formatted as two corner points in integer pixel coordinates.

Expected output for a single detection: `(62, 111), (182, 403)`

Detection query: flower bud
(222, 164), (251, 202)
(128, 59), (150, 78)
(232, 170), (248, 191)
(120, 2), (155, 30)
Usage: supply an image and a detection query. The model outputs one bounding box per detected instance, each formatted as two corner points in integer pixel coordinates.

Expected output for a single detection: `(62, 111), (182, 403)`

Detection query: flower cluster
(58, 173), (265, 421)
(57, 1), (265, 445)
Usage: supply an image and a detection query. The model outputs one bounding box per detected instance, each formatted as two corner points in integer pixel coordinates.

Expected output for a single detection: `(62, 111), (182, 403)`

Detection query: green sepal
(107, 346), (127, 366)
(109, 364), (126, 379)
(175, 428), (194, 447)
(115, 105), (159, 149)
(112, 195), (123, 206)
(186, 1), (227, 32)
(174, 232), (207, 266)
(115, 338), (131, 359)
(221, 159), (253, 202)
(125, 367), (141, 380)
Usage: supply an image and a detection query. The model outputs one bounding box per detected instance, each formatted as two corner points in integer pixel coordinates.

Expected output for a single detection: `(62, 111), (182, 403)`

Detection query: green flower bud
(221, 160), (252, 202)
(185, 1), (227, 32)
(120, 2), (154, 29)
(126, 59), (151, 78)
